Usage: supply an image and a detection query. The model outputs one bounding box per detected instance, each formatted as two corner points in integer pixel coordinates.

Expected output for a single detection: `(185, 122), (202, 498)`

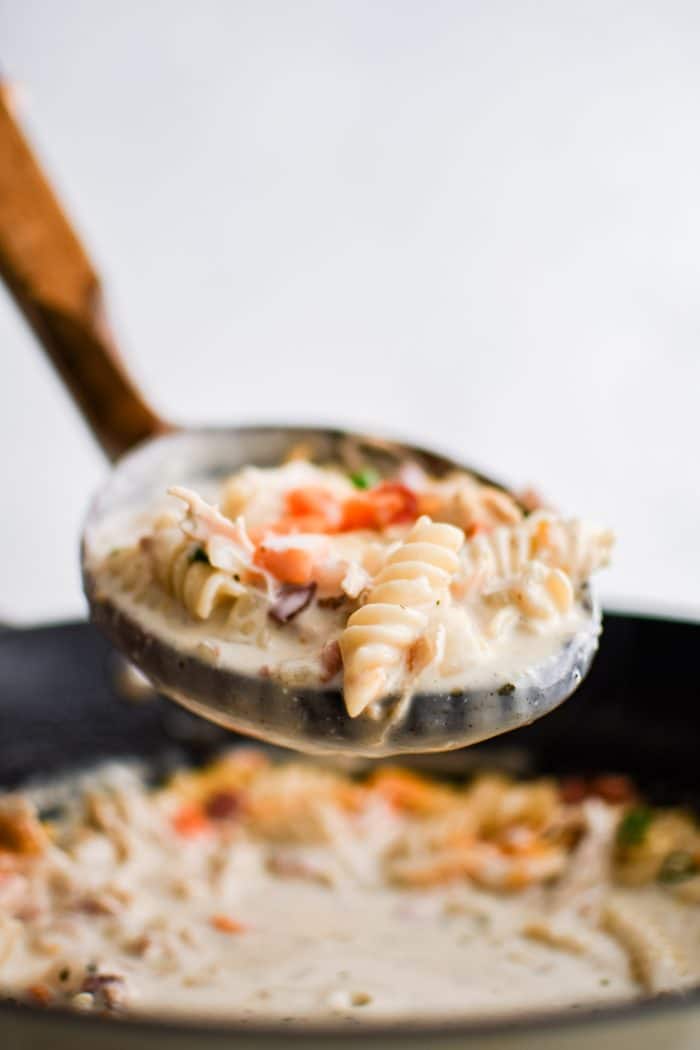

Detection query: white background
(1, 1), (698, 624)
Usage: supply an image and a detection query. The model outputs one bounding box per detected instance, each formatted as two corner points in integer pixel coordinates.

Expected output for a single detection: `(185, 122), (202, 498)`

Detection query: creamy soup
(86, 460), (614, 720)
(0, 750), (698, 1023)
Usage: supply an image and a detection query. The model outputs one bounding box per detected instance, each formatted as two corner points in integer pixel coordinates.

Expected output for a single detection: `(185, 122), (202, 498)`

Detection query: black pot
(1, 613), (698, 1049)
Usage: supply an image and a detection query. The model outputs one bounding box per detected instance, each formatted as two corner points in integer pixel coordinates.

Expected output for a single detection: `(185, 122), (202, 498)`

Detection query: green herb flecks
(616, 806), (654, 847)
(190, 547), (210, 565)
(658, 850), (700, 884)
(350, 468), (380, 490)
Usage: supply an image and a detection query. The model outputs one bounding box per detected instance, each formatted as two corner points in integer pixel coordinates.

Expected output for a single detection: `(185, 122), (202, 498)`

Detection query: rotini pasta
(420, 474), (523, 532)
(464, 514), (612, 586)
(340, 517), (464, 717)
(149, 523), (246, 620)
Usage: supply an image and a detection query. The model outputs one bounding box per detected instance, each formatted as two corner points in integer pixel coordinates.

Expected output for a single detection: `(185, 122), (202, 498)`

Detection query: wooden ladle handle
(0, 83), (169, 461)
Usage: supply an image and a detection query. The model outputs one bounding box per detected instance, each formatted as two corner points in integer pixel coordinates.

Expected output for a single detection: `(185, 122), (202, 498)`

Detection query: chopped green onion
(616, 806), (654, 847)
(190, 547), (209, 565)
(658, 850), (699, 884)
(350, 468), (380, 490)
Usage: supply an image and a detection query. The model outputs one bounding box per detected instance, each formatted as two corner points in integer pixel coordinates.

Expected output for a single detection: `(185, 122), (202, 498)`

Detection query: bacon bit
(560, 775), (637, 806)
(210, 914), (246, 934)
(172, 802), (210, 837)
(590, 775), (637, 805)
(26, 983), (53, 1005)
(205, 790), (243, 820)
(559, 777), (589, 805)
(320, 639), (342, 682)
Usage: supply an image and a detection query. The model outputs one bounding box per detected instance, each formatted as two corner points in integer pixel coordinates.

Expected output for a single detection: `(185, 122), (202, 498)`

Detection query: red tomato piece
(368, 482), (418, 527)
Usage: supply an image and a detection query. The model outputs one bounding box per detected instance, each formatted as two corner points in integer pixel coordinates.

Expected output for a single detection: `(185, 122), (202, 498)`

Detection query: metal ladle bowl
(82, 425), (601, 756)
(0, 86), (601, 757)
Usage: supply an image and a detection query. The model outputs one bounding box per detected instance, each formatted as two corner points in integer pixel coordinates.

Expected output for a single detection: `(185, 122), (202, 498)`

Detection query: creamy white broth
(90, 541), (593, 692)
(1, 753), (699, 1022)
(85, 461), (613, 718)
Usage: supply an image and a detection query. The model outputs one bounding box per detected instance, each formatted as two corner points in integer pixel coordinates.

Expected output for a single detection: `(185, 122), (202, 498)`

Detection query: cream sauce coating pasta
(87, 460), (614, 717)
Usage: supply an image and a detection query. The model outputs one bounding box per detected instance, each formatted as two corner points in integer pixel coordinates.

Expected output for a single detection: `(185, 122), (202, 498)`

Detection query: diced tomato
(260, 481), (418, 541)
(370, 482), (418, 526)
(172, 802), (210, 837)
(255, 544), (316, 585)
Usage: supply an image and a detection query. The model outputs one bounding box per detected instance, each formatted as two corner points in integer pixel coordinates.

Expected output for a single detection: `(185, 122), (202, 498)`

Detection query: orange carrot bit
(466, 522), (488, 538)
(339, 495), (377, 531)
(285, 487), (343, 530)
(370, 768), (454, 815)
(416, 492), (443, 517)
(254, 543), (316, 585)
(26, 983), (53, 1005)
(172, 802), (210, 837)
(210, 914), (246, 934)
(341, 483), (418, 532)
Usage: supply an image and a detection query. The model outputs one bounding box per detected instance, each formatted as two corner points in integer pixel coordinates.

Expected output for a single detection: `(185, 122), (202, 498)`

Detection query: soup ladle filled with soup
(0, 86), (613, 756)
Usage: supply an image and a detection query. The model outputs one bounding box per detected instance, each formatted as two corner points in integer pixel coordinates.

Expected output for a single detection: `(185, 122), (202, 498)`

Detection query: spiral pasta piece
(464, 514), (614, 587)
(602, 895), (691, 993)
(528, 514), (615, 580)
(340, 517), (464, 717)
(149, 525), (245, 620)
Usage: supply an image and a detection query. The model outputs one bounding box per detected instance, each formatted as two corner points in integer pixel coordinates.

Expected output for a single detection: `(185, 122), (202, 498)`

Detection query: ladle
(0, 84), (601, 756)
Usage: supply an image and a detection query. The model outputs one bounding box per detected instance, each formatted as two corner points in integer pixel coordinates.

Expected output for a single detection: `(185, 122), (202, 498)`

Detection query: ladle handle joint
(0, 82), (169, 461)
